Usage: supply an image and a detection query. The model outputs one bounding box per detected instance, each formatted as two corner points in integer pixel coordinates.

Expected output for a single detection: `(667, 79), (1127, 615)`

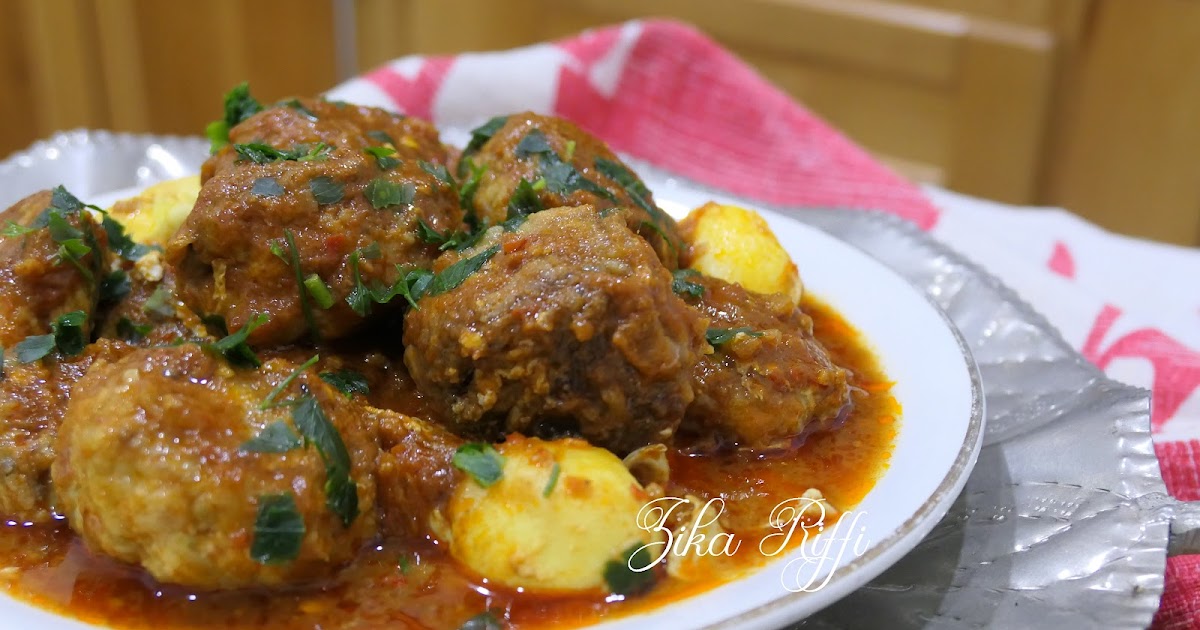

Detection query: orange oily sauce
(0, 296), (897, 629)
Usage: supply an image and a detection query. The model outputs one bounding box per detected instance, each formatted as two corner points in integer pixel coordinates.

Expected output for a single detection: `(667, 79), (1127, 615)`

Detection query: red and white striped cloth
(327, 19), (1200, 628)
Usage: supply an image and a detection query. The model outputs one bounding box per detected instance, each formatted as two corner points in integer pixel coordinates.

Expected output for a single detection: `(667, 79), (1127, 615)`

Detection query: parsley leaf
(671, 269), (704, 298)
(207, 83), (263, 153)
(242, 421), (304, 453)
(416, 218), (478, 251)
(52, 310), (87, 357)
(706, 327), (764, 348)
(251, 176), (285, 198)
(365, 145), (401, 170)
(208, 313), (269, 368)
(365, 178), (415, 210)
(50, 186), (92, 213)
(99, 269), (131, 304)
(250, 493), (305, 564)
(309, 176), (344, 205)
(320, 369), (370, 399)
(304, 274), (335, 309)
(280, 98), (318, 121)
(234, 142), (333, 164)
(274, 229), (319, 340)
(459, 611), (504, 630)
(457, 158), (488, 224)
(142, 285), (176, 318)
(419, 161), (454, 187)
(102, 215), (152, 261)
(463, 116), (508, 155)
(14, 334), (55, 363)
(260, 354), (320, 409)
(543, 462), (561, 497)
(594, 157), (676, 245)
(514, 129), (553, 158)
(424, 245), (498, 298)
(346, 243), (383, 316)
(292, 392), (359, 526)
(46, 211), (94, 281)
(506, 179), (544, 219)
(367, 130), (396, 146)
(116, 317), (151, 343)
(452, 443), (505, 488)
(1, 222), (35, 237)
(603, 543), (656, 595)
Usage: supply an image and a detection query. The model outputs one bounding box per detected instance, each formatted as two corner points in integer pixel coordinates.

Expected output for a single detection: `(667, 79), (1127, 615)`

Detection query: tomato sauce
(0, 296), (897, 629)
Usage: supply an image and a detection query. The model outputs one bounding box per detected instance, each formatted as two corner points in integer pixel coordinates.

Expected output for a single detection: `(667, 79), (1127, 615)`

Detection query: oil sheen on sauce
(0, 296), (899, 629)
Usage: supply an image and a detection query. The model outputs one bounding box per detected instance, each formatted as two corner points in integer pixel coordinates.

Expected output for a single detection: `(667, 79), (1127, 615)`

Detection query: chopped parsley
(102, 214), (152, 261)
(514, 130), (611, 199)
(457, 158), (487, 225)
(304, 274), (335, 309)
(514, 129), (553, 158)
(207, 313), (269, 368)
(366, 130), (397, 146)
(388, 268), (435, 309)
(14, 310), (87, 363)
(452, 443), (505, 488)
(506, 179), (544, 219)
(99, 269), (131, 304)
(259, 354), (320, 409)
(706, 327), (764, 348)
(250, 492), (305, 564)
(346, 243), (384, 316)
(272, 229), (319, 340)
(463, 116), (508, 156)
(543, 462), (561, 497)
(425, 245), (498, 298)
(251, 176), (285, 198)
(671, 269), (705, 298)
(1, 222), (35, 237)
(292, 391), (359, 526)
(320, 369), (370, 399)
(207, 82), (263, 153)
(364, 178), (415, 210)
(280, 98), (318, 120)
(458, 611), (504, 630)
(46, 211), (95, 282)
(365, 145), (401, 170)
(309, 176), (344, 205)
(116, 317), (151, 343)
(416, 218), (478, 251)
(234, 142), (333, 164)
(419, 160), (454, 187)
(242, 421), (304, 453)
(142, 285), (176, 318)
(594, 157), (676, 247)
(603, 543), (656, 595)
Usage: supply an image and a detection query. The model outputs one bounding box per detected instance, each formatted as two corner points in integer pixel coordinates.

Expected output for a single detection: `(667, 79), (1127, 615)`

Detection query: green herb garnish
(365, 145), (401, 170)
(116, 317), (151, 343)
(506, 179), (544, 219)
(102, 214), (152, 261)
(2, 222), (35, 237)
(260, 354), (320, 409)
(51, 310), (87, 357)
(320, 369), (370, 399)
(234, 142), (333, 164)
(14, 334), (55, 364)
(364, 178), (415, 210)
(242, 421), (304, 453)
(304, 274), (335, 309)
(514, 129), (553, 158)
(671, 269), (704, 298)
(292, 392), (358, 525)
(280, 98), (318, 120)
(367, 130), (397, 146)
(452, 443), (505, 488)
(419, 160), (454, 187)
(99, 269), (131, 304)
(463, 116), (508, 155)
(207, 82), (262, 153)
(603, 543), (656, 595)
(543, 462), (561, 497)
(416, 218), (478, 251)
(142, 285), (175, 318)
(706, 327), (764, 348)
(208, 313), (269, 368)
(425, 246), (498, 297)
(346, 243), (384, 316)
(309, 175), (344, 205)
(251, 176), (285, 198)
(46, 211), (94, 282)
(273, 229), (319, 340)
(459, 611), (504, 630)
(250, 492), (305, 564)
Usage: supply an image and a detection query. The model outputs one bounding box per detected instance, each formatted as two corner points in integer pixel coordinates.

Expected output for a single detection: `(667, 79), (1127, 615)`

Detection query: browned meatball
(0, 189), (105, 348)
(680, 275), (852, 452)
(461, 112), (681, 268)
(374, 408), (463, 539)
(0, 340), (129, 522)
(167, 99), (466, 346)
(403, 206), (706, 455)
(53, 345), (378, 589)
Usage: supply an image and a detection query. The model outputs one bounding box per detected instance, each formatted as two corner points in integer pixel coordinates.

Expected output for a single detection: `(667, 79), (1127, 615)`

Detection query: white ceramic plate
(1, 179), (983, 629)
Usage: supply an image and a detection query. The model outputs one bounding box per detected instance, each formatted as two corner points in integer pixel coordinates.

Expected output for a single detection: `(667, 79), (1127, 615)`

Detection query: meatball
(95, 256), (210, 346)
(53, 345), (378, 589)
(460, 112), (681, 268)
(374, 408), (462, 539)
(680, 275), (852, 451)
(0, 189), (104, 347)
(403, 206), (706, 454)
(0, 340), (128, 522)
(167, 99), (466, 346)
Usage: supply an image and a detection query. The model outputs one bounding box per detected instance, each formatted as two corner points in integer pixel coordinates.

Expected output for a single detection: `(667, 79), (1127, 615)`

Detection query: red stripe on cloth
(1157, 440), (1200, 501)
(1047, 241), (1076, 279)
(1154, 555), (1200, 630)
(552, 20), (940, 229)
(364, 57), (454, 120)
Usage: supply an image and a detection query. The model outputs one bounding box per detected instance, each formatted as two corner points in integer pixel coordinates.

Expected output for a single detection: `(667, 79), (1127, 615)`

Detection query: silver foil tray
(0, 130), (1182, 629)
